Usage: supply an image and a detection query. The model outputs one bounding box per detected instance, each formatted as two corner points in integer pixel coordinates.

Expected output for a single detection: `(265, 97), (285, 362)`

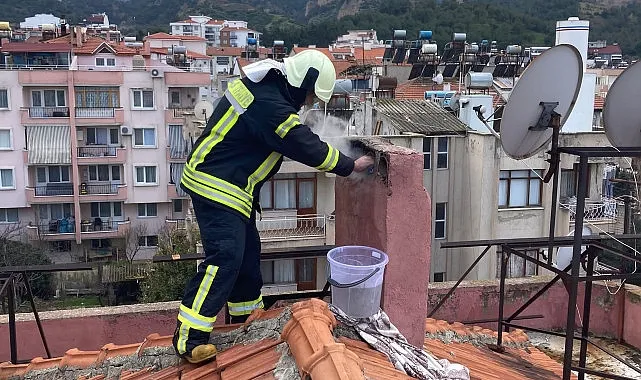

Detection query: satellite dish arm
(473, 105), (501, 139)
(542, 112), (561, 183)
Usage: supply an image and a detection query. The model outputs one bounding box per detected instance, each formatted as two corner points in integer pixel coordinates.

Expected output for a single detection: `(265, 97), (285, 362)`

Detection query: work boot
(172, 326), (217, 364)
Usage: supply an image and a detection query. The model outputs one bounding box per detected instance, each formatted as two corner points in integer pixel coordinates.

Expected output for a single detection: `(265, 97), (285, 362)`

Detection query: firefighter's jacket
(181, 74), (355, 219)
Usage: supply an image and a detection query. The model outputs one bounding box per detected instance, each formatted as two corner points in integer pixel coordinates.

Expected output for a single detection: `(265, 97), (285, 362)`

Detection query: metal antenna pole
(546, 114), (562, 265)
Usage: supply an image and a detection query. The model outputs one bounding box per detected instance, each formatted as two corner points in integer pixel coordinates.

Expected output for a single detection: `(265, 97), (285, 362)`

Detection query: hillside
(0, 0), (640, 56)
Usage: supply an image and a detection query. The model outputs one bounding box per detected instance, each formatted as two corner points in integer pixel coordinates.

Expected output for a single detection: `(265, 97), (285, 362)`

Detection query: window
(170, 91), (180, 106)
(437, 137), (448, 169)
(261, 260), (295, 284)
(259, 173), (316, 210)
(135, 166), (157, 185)
(173, 199), (183, 213)
(36, 166), (70, 183)
(31, 90), (65, 107)
(216, 57), (230, 65)
(86, 127), (119, 145)
(75, 87), (119, 107)
(87, 165), (117, 182)
(496, 248), (539, 278)
(138, 235), (159, 247)
(0, 168), (14, 189)
(38, 204), (73, 220)
(90, 202), (122, 218)
(0, 89), (8, 109)
(91, 239), (111, 249)
(435, 203), (446, 239)
(560, 164), (591, 200)
(434, 272), (446, 282)
(0, 208), (18, 223)
(50, 241), (71, 252)
(133, 128), (156, 147)
(498, 170), (543, 208)
(96, 57), (104, 66)
(0, 130), (12, 149)
(137, 203), (158, 217)
(95, 57), (116, 67)
(132, 89), (154, 109)
(423, 138), (432, 170)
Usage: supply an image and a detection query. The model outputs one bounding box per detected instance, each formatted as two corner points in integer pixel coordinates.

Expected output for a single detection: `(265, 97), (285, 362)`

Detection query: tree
(120, 222), (149, 263)
(139, 226), (196, 303)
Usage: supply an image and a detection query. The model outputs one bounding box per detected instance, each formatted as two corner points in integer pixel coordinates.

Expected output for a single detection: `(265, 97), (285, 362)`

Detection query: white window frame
(0, 89), (9, 110)
(133, 128), (157, 148)
(0, 167), (15, 190)
(423, 137), (432, 170)
(36, 166), (71, 184)
(86, 165), (121, 183)
(31, 89), (66, 107)
(86, 127), (119, 146)
(138, 235), (159, 247)
(498, 170), (543, 209)
(0, 208), (19, 223)
(0, 129), (13, 150)
(436, 137), (448, 169)
(137, 203), (158, 218)
(90, 201), (123, 219)
(132, 89), (155, 109)
(434, 202), (446, 240)
(134, 165), (158, 186)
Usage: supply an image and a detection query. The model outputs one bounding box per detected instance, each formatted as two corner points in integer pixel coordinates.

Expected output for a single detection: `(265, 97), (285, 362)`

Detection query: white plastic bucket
(327, 245), (389, 318)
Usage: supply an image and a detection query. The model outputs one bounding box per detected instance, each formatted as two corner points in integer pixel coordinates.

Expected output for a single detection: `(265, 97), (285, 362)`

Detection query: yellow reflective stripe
(227, 79), (254, 109)
(178, 312), (214, 332)
(227, 295), (264, 316)
(189, 106), (238, 168)
(192, 265), (218, 314)
(183, 164), (252, 207)
(180, 304), (217, 324)
(177, 324), (189, 354)
(275, 114), (300, 138)
(245, 152), (282, 195)
(315, 145), (340, 172)
(181, 171), (252, 217)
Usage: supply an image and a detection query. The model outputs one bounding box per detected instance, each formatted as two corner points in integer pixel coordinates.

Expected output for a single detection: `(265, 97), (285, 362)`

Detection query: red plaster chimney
(335, 138), (431, 347)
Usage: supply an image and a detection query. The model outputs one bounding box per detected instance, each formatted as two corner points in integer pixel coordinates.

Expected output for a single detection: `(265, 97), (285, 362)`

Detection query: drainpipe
(68, 71), (82, 245)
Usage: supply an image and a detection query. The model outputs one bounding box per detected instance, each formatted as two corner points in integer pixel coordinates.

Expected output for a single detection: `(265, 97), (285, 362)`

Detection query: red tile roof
(0, 300), (570, 380)
(394, 78), (506, 108)
(145, 32), (206, 42)
(0, 42), (72, 53)
(589, 45), (623, 55)
(150, 47), (210, 60)
(207, 47), (245, 57)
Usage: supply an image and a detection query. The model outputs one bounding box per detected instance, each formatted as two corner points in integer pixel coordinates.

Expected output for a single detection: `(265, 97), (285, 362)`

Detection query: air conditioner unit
(120, 125), (132, 135)
(150, 68), (164, 78)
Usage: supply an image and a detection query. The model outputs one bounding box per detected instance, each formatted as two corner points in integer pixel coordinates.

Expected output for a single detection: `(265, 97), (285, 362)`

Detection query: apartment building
(169, 17), (260, 48)
(0, 28), (210, 263)
(219, 25), (260, 48)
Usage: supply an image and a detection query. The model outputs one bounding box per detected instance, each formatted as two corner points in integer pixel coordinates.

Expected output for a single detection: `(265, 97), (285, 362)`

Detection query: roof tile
(216, 339), (282, 369)
(60, 348), (100, 368)
(220, 344), (280, 380)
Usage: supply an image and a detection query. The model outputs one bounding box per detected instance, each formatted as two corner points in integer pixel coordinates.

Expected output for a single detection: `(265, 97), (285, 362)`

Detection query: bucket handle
(327, 267), (381, 289)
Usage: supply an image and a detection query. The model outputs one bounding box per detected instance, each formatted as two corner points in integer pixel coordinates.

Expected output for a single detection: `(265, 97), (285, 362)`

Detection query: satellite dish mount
(529, 101), (562, 183)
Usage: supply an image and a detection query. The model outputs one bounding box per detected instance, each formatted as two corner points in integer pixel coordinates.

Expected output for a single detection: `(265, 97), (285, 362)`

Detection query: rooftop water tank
(465, 72), (494, 90)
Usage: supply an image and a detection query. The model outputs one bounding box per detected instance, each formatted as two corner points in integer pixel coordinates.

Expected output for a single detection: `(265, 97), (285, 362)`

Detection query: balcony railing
(32, 220), (76, 235)
(75, 107), (116, 118)
(2, 64), (70, 70)
(171, 107), (195, 117)
(166, 218), (187, 230)
(561, 197), (619, 222)
(34, 183), (74, 196)
(28, 107), (70, 118)
(79, 183), (119, 195)
(256, 214), (326, 241)
(78, 146), (117, 157)
(80, 219), (124, 232)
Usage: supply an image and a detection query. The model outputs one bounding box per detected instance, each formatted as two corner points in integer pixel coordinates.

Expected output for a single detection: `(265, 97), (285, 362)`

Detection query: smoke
(301, 109), (361, 159)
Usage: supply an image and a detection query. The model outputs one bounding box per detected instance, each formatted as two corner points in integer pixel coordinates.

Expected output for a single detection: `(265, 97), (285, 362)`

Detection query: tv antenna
(602, 59), (641, 148)
(193, 100), (214, 122)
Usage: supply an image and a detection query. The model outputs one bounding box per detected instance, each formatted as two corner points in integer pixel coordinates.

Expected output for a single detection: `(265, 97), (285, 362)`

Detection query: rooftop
(144, 32), (206, 42)
(0, 299), (571, 380)
(374, 98), (469, 135)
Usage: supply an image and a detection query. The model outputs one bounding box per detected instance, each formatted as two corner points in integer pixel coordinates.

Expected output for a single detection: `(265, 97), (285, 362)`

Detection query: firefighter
(173, 49), (375, 363)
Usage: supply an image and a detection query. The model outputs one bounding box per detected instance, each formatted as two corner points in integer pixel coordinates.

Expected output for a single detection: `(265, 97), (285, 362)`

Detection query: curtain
(170, 163), (188, 197)
(274, 260), (295, 283)
(168, 125), (190, 159)
(274, 180), (296, 209)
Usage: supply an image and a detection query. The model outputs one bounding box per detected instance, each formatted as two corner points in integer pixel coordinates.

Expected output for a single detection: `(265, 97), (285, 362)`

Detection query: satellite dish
(602, 60), (641, 148)
(555, 226), (593, 270)
(193, 101), (214, 121)
(500, 44), (582, 159)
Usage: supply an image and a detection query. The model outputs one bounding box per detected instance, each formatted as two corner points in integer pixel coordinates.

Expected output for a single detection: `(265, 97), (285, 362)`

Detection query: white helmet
(283, 49), (336, 103)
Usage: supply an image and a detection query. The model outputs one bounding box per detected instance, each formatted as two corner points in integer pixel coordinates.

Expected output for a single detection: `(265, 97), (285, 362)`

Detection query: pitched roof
(207, 46), (245, 57)
(145, 32), (206, 42)
(0, 299), (570, 380)
(395, 78), (507, 107)
(150, 47), (210, 60)
(374, 98), (469, 135)
(589, 45), (622, 55)
(0, 42), (72, 53)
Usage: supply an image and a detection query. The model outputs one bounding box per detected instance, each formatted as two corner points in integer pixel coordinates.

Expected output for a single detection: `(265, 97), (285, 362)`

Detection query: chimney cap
(568, 17), (580, 21)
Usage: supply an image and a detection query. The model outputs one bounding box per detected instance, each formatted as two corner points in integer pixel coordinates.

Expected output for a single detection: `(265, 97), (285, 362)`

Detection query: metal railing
(78, 146), (117, 157)
(33, 183), (74, 196)
(80, 219), (126, 232)
(79, 183), (119, 195)
(101, 262), (151, 283)
(171, 107), (194, 117)
(0, 64), (69, 70)
(256, 214), (327, 241)
(31, 221), (75, 235)
(561, 197), (618, 222)
(28, 107), (70, 118)
(166, 218), (186, 230)
(75, 107), (116, 118)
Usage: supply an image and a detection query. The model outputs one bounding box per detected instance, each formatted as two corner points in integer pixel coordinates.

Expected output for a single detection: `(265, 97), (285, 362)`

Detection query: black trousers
(173, 196), (263, 355)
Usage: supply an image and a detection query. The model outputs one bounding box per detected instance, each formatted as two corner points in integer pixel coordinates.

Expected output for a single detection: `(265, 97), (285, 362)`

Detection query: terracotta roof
(595, 95), (605, 110)
(589, 45), (622, 55)
(74, 38), (139, 56)
(207, 47), (245, 57)
(145, 32), (206, 42)
(0, 299), (569, 380)
(0, 42), (72, 53)
(150, 47), (210, 60)
(394, 78), (506, 108)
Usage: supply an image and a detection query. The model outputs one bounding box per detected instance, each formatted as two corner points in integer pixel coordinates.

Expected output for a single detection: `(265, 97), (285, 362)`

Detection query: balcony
(165, 108), (194, 124)
(26, 184), (74, 204)
(74, 108), (124, 124)
(26, 219), (75, 241)
(18, 70), (69, 85)
(78, 183), (128, 202)
(167, 183), (188, 198)
(164, 71), (211, 86)
(77, 146), (127, 163)
(80, 219), (130, 239)
(21, 107), (71, 124)
(561, 197), (619, 223)
(166, 146), (188, 162)
(166, 218), (186, 230)
(257, 214), (327, 242)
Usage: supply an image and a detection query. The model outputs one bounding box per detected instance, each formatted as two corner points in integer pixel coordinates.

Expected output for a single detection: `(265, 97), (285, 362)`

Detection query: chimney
(75, 26), (83, 47)
(555, 17), (589, 71)
(334, 137), (431, 347)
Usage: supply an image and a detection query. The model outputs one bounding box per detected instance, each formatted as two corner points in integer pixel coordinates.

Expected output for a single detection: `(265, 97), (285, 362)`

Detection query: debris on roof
(374, 98), (469, 135)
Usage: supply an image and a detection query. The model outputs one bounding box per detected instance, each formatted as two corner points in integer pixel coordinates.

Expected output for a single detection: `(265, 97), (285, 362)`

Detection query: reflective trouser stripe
(275, 114), (300, 138)
(227, 295), (264, 316)
(176, 265), (219, 354)
(182, 166), (252, 217)
(178, 304), (216, 332)
(315, 145), (340, 172)
(245, 152), (282, 195)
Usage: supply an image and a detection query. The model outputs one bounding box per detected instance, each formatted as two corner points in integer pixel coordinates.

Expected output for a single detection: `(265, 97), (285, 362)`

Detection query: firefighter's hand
(353, 155), (375, 173)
